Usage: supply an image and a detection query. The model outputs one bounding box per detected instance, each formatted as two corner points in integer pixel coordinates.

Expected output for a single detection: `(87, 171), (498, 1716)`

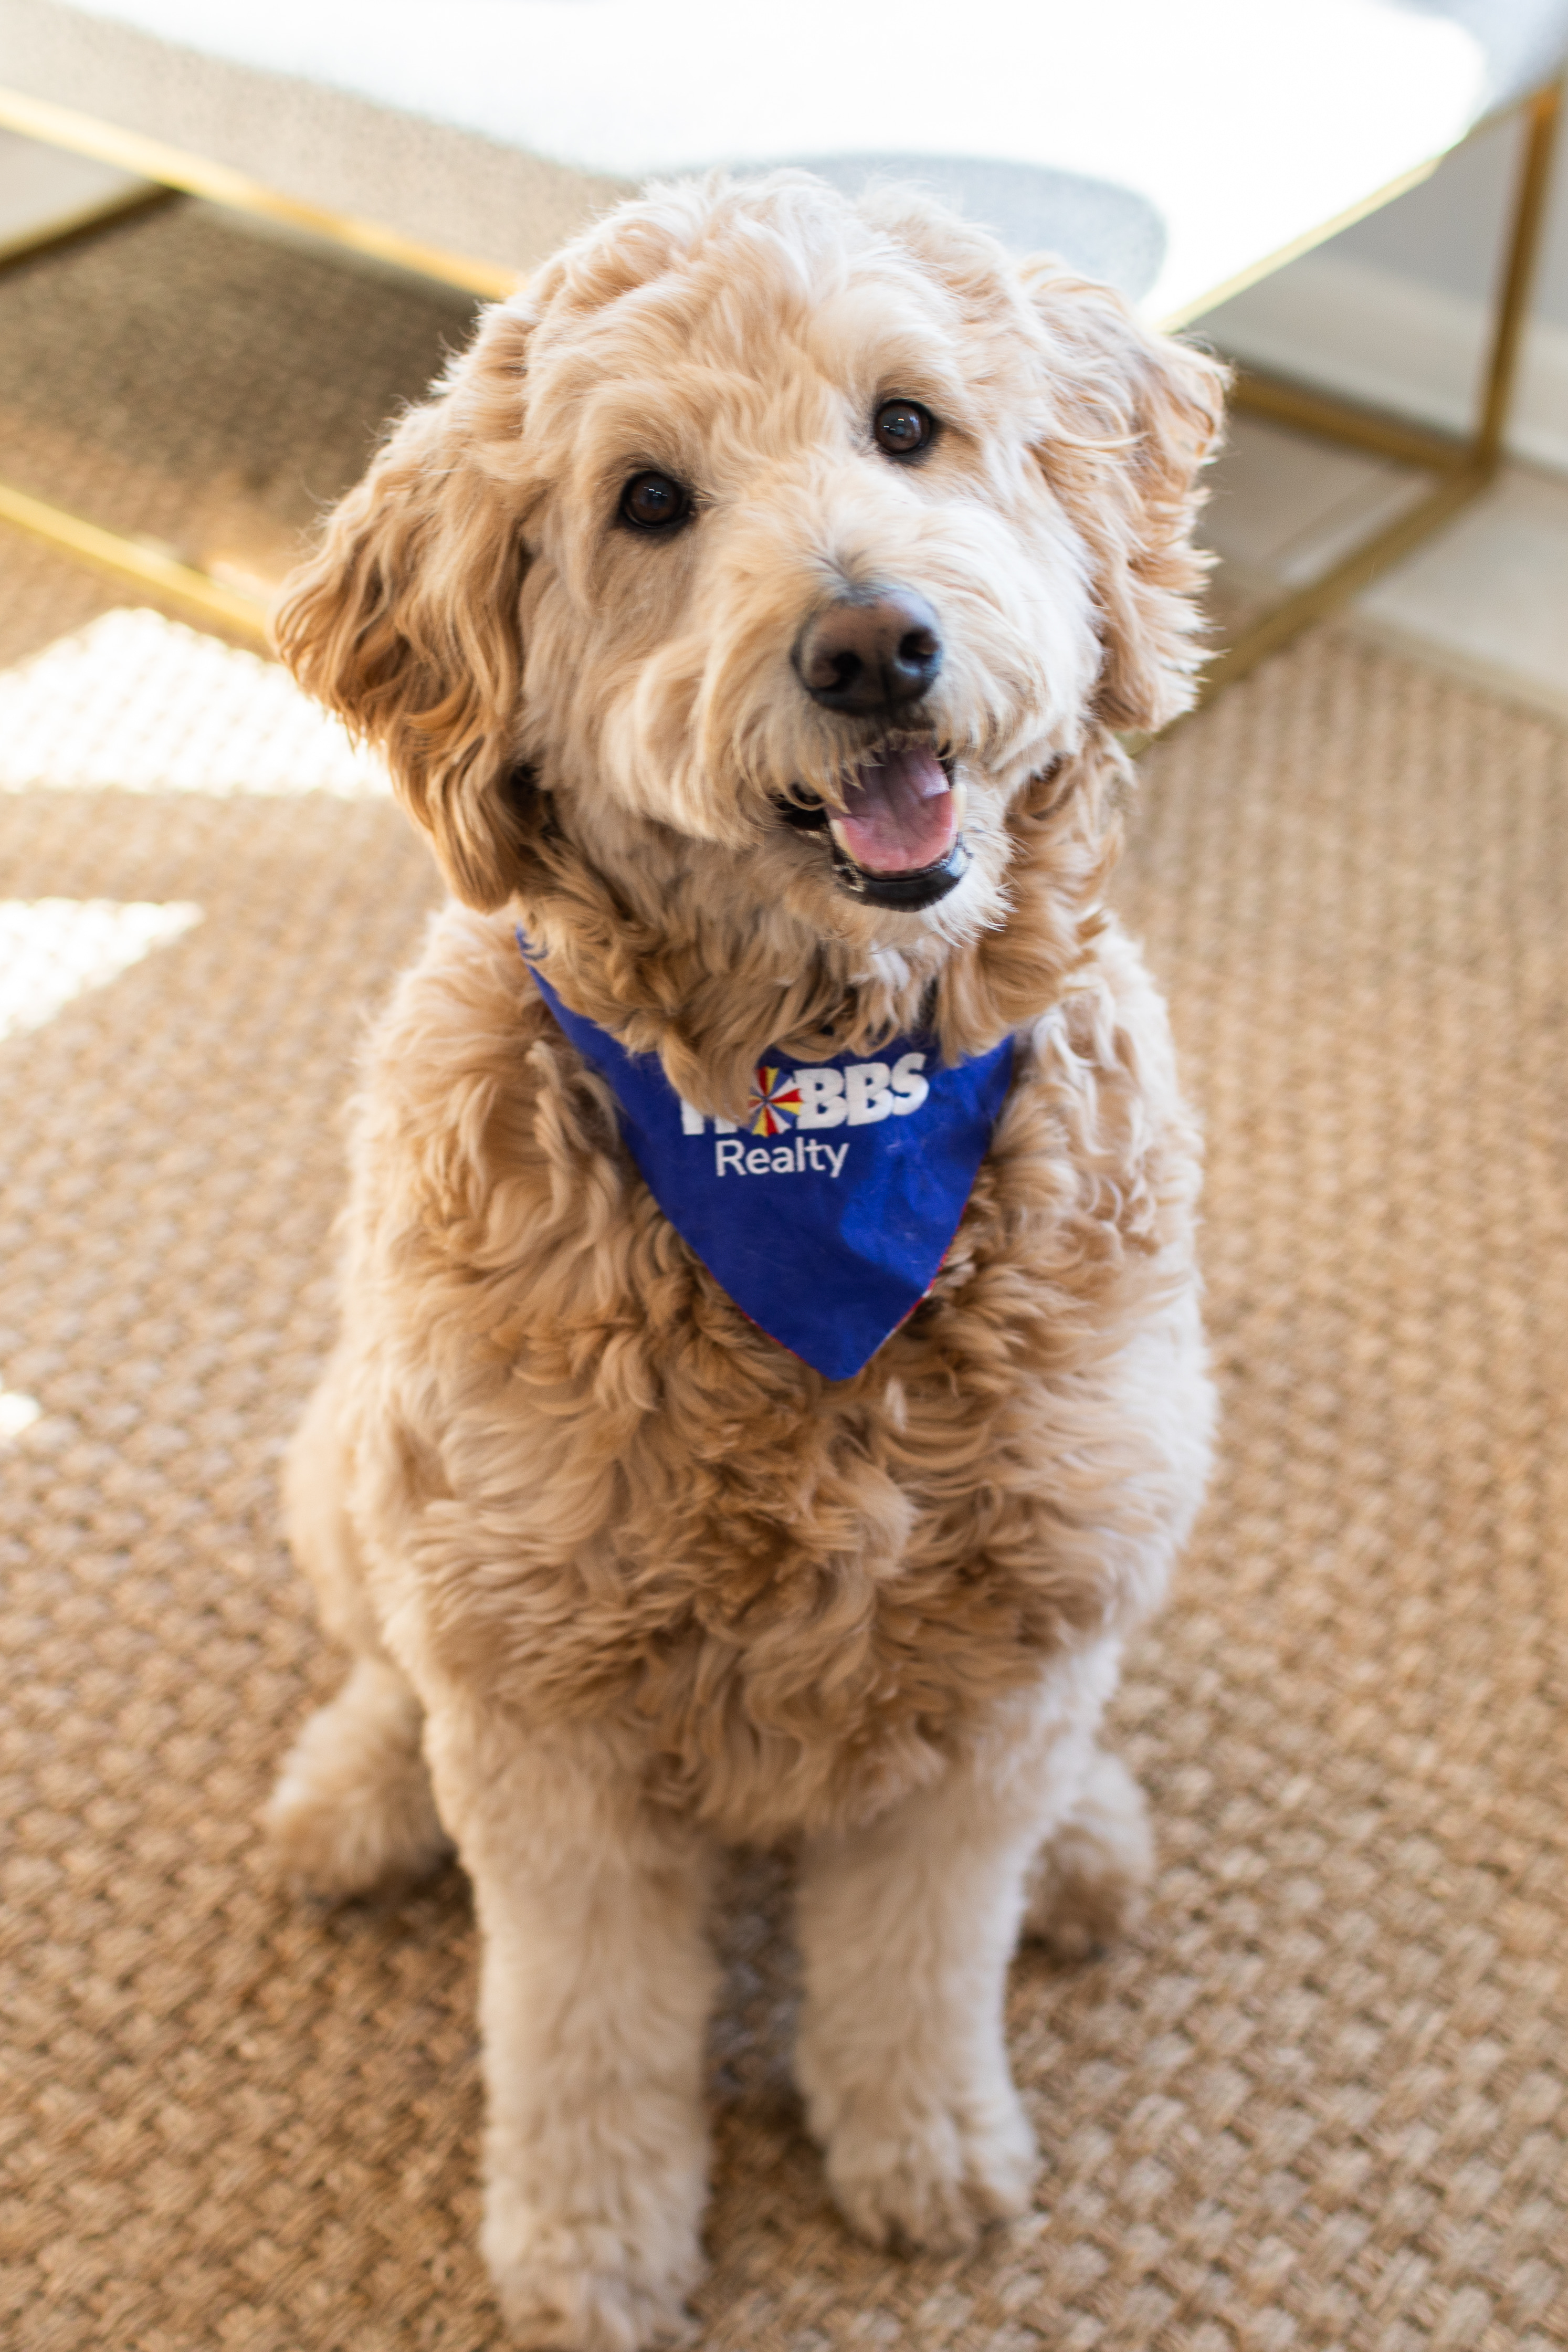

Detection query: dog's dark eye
(874, 400), (935, 458)
(619, 471), (691, 531)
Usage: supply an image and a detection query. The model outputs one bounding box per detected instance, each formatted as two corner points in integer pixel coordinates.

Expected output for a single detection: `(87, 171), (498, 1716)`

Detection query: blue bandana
(521, 939), (1013, 1381)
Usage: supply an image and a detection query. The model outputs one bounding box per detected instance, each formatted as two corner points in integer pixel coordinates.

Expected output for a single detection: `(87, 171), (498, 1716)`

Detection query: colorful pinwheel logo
(746, 1065), (803, 1137)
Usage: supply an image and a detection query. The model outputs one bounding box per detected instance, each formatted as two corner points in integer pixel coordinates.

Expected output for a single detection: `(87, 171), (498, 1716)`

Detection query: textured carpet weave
(3, 607), (1564, 2352)
(1, 198), (1565, 2352)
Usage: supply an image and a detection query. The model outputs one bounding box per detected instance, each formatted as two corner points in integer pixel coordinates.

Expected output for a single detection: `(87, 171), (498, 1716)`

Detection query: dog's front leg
(795, 1651), (1117, 2253)
(423, 1703), (718, 2352)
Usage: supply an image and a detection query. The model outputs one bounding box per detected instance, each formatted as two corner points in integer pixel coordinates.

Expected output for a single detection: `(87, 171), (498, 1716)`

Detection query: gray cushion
(754, 156), (1166, 304)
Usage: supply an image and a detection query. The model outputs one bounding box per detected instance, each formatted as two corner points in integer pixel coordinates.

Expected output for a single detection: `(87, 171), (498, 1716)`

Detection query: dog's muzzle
(782, 591), (969, 907)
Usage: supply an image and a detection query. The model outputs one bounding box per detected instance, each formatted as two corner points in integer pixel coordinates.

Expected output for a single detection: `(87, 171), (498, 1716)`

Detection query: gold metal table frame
(0, 83), (518, 644)
(0, 74), (1560, 690)
(1208, 77), (1563, 705)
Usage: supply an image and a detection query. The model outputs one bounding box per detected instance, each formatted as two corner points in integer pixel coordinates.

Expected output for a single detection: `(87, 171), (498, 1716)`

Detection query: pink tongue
(835, 744), (955, 875)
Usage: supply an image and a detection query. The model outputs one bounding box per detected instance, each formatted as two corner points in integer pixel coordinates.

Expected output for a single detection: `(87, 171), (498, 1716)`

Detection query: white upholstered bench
(1, 0), (1564, 690)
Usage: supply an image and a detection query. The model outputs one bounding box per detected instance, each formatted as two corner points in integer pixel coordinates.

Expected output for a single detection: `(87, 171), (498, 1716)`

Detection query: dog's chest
(411, 1304), (1091, 1838)
(357, 918), (1200, 1838)
(386, 1162), (1159, 1841)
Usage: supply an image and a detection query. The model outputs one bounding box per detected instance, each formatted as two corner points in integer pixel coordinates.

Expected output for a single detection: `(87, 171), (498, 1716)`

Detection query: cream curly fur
(265, 171), (1225, 2348)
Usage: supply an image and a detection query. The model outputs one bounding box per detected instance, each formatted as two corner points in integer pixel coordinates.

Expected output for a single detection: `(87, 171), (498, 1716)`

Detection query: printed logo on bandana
(518, 933), (1012, 1381)
(679, 1054), (932, 1177)
(746, 1066), (803, 1136)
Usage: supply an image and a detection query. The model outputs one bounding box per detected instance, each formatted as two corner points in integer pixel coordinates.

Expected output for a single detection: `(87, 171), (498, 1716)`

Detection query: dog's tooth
(949, 777), (969, 828)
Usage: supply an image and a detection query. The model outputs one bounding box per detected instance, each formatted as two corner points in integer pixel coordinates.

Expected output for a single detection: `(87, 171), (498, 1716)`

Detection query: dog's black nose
(794, 589), (943, 714)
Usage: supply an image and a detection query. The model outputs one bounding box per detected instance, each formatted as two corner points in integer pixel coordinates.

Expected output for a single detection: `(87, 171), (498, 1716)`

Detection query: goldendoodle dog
(267, 170), (1224, 2349)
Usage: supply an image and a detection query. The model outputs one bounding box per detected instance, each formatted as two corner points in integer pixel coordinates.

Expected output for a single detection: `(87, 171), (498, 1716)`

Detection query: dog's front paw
(482, 2188), (700, 2352)
(1021, 1745), (1153, 1959)
(264, 1662), (451, 1898)
(818, 2084), (1038, 2254)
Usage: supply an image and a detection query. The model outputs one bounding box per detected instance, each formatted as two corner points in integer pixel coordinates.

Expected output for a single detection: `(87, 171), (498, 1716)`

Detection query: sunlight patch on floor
(0, 897), (204, 1043)
(0, 607), (390, 797)
(0, 1389), (42, 1441)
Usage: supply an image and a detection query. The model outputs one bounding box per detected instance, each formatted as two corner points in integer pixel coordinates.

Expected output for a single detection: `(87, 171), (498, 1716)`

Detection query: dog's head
(278, 172), (1223, 976)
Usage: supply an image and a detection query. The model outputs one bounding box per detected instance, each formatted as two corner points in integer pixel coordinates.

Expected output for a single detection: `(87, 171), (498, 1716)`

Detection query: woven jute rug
(2, 197), (1566, 2352)
(3, 601), (1564, 2352)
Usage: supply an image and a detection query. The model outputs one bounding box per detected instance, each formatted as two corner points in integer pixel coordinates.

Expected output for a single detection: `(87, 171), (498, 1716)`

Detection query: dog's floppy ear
(1019, 261), (1228, 734)
(274, 302), (537, 908)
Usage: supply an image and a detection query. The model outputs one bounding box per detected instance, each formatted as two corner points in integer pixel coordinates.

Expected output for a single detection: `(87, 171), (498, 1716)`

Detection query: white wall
(1202, 106), (1568, 475)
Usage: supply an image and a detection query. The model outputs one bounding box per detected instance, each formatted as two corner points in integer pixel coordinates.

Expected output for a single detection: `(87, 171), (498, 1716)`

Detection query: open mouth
(776, 741), (971, 910)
